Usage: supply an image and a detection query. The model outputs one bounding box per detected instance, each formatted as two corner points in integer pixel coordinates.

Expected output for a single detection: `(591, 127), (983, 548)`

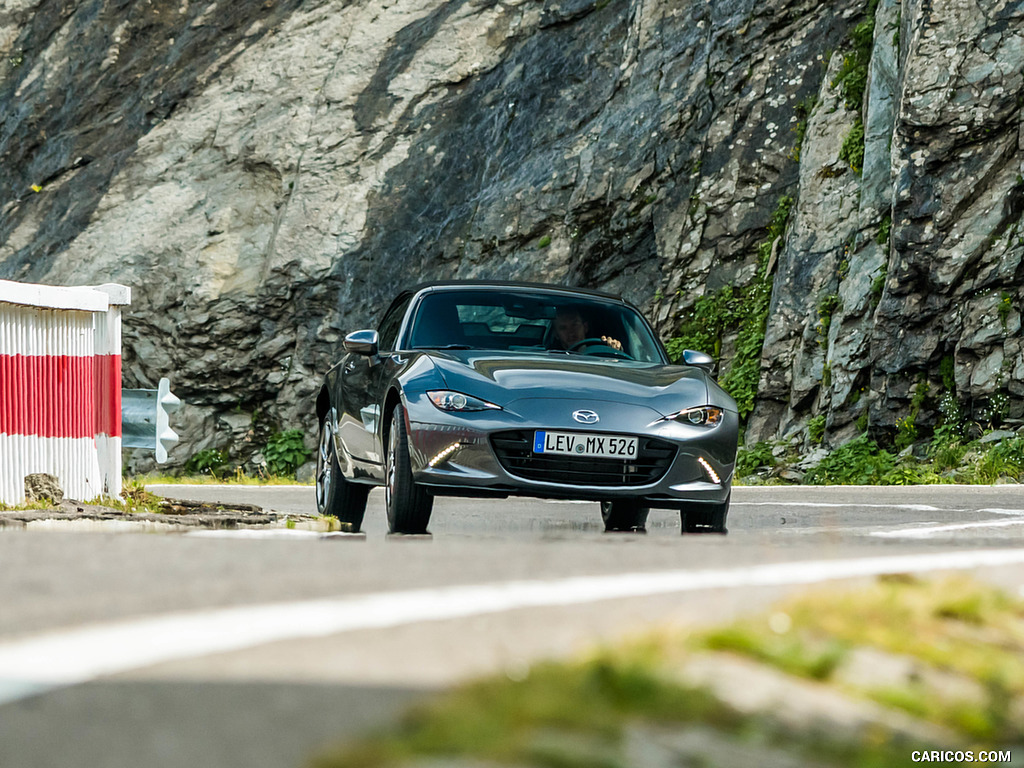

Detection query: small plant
(939, 354), (957, 391)
(964, 438), (1024, 484)
(808, 414), (826, 444)
(870, 266), (887, 308)
(185, 448), (228, 475)
(894, 377), (930, 451)
(109, 480), (165, 515)
(876, 216), (891, 246)
(816, 293), (841, 344)
(263, 429), (312, 477)
(839, 118), (865, 173)
(998, 291), (1012, 329)
(894, 416), (917, 451)
(855, 407), (870, 433)
(537, 235), (552, 249)
(735, 441), (777, 475)
(928, 391), (966, 469)
(805, 434), (895, 484)
(790, 95), (818, 161)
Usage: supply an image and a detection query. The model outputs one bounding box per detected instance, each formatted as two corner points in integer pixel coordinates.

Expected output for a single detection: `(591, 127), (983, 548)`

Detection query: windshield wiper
(419, 344), (476, 350)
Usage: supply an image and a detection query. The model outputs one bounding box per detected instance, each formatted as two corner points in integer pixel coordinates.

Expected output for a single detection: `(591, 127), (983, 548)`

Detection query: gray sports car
(315, 281), (738, 534)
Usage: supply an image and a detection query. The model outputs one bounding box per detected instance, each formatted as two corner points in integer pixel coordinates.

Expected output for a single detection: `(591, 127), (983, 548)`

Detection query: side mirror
(343, 329), (379, 356)
(682, 349), (715, 372)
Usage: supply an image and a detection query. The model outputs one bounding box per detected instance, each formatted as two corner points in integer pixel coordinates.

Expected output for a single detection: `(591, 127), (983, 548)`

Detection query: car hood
(423, 350), (721, 417)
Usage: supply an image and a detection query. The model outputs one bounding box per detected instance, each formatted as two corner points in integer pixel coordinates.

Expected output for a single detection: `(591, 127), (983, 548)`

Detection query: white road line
(733, 502), (943, 511)
(3, 548), (1024, 705)
(870, 520), (1024, 539)
(978, 508), (1024, 516)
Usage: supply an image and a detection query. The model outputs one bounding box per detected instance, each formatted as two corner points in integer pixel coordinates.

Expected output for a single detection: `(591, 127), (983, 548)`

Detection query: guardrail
(0, 280), (130, 505)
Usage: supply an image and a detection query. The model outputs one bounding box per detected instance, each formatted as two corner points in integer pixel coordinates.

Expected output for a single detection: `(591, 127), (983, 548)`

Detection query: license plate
(533, 431), (638, 459)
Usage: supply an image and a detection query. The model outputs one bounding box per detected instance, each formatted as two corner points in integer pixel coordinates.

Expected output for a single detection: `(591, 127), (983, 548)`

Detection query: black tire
(600, 499), (649, 532)
(681, 493), (730, 534)
(316, 410), (370, 531)
(385, 404), (434, 534)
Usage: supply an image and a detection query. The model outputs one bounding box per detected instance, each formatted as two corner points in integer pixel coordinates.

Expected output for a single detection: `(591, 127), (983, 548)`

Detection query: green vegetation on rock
(833, 0), (878, 173)
(816, 293), (841, 344)
(667, 195), (793, 418)
(737, 426), (1024, 486)
(832, 0), (879, 111)
(808, 413), (826, 444)
(790, 94), (818, 161)
(263, 429), (312, 477)
(185, 448), (229, 475)
(839, 117), (865, 173)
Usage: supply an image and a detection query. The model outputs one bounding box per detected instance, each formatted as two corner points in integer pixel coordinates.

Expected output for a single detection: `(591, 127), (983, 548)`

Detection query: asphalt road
(2, 484), (1024, 768)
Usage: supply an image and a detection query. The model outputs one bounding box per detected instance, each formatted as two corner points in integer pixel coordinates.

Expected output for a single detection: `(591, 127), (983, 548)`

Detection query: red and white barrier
(0, 281), (130, 506)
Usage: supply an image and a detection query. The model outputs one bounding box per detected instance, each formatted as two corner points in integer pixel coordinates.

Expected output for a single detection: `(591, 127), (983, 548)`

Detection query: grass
(308, 575), (1023, 768)
(141, 471), (313, 486)
(0, 480), (165, 514)
(700, 624), (848, 680)
(0, 499), (60, 512)
(101, 480), (166, 515)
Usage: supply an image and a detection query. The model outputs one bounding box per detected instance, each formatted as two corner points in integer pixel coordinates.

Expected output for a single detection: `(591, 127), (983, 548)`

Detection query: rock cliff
(1, 0), (1021, 468)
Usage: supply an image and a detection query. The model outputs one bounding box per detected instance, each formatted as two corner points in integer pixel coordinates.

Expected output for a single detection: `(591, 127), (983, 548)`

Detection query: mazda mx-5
(315, 281), (738, 534)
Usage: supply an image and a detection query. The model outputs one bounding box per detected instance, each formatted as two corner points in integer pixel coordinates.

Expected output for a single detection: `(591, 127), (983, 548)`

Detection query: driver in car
(552, 307), (623, 352)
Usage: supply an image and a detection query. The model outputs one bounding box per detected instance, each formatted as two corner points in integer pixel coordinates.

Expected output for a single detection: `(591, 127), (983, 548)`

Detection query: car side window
(377, 296), (412, 353)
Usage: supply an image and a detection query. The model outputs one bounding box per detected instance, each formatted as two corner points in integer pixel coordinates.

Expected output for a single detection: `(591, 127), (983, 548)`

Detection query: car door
(338, 295), (411, 464)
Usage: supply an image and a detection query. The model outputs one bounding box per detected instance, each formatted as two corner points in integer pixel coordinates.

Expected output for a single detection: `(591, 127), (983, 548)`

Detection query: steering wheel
(567, 337), (633, 360)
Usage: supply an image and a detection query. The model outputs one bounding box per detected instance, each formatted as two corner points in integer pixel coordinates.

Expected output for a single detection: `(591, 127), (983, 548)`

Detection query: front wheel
(681, 493), (730, 535)
(600, 499), (649, 532)
(385, 404), (434, 534)
(316, 411), (370, 531)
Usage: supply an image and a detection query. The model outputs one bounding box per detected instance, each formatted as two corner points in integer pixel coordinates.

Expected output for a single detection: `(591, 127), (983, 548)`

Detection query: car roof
(403, 280), (626, 303)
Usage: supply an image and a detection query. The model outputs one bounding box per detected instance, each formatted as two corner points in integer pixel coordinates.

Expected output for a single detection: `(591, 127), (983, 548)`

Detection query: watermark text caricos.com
(912, 751), (1011, 763)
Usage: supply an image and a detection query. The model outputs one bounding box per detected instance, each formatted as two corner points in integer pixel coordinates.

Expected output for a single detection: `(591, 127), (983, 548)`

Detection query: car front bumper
(403, 392), (737, 508)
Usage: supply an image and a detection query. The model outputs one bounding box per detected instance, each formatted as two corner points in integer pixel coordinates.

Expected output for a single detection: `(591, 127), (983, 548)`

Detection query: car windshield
(407, 289), (666, 363)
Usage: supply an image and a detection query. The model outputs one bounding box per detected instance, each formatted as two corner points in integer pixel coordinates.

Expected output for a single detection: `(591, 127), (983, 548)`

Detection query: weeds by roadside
(737, 428), (1024, 486)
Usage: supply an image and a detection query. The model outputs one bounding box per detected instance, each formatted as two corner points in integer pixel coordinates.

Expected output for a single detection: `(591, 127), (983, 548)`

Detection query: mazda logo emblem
(572, 409), (600, 424)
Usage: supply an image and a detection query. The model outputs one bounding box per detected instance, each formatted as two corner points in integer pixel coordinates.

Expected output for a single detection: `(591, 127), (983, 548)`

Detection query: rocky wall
(1, 0), (1021, 468)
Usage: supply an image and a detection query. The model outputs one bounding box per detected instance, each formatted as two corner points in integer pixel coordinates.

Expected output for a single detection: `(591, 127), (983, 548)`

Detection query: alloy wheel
(385, 414), (398, 511)
(316, 417), (333, 513)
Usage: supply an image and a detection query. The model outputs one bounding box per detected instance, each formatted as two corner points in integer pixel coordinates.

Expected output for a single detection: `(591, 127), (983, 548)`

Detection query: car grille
(490, 431), (676, 487)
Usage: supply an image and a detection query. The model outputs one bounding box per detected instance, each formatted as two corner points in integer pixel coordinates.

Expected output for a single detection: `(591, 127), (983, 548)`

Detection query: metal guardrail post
(121, 378), (181, 463)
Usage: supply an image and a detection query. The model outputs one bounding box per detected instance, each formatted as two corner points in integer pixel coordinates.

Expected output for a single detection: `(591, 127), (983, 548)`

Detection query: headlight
(662, 406), (724, 427)
(427, 390), (502, 412)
